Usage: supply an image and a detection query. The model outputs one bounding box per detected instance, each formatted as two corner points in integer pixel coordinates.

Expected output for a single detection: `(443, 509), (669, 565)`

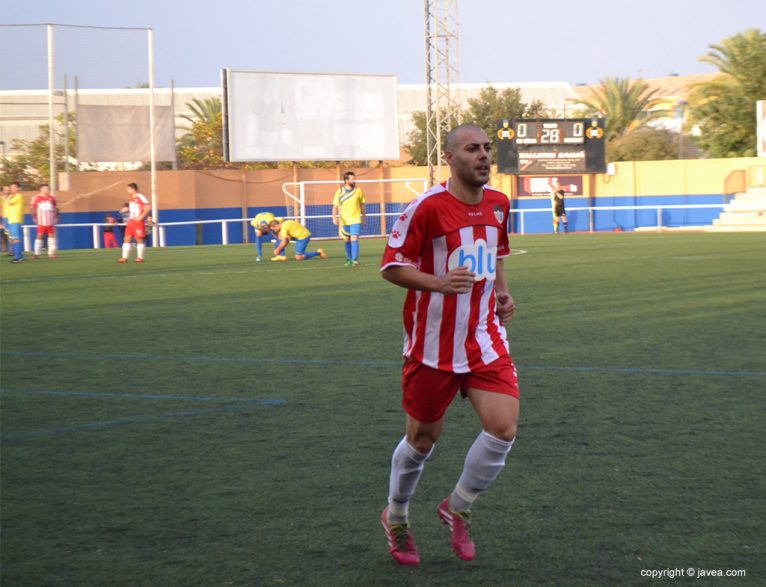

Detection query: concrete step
(705, 224), (766, 232)
(726, 201), (766, 212)
(714, 210), (766, 225)
(712, 189), (766, 231)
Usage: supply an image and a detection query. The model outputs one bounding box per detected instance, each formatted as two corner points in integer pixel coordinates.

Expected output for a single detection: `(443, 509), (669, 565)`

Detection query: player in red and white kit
(118, 182), (150, 263)
(30, 184), (59, 259)
(379, 124), (520, 566)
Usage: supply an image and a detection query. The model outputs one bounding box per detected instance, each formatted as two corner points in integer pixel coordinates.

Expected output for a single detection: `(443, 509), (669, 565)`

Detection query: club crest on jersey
(493, 205), (504, 224)
(447, 239), (497, 281)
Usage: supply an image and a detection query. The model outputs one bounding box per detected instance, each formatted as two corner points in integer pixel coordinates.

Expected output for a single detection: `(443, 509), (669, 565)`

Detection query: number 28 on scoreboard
(513, 120), (586, 145)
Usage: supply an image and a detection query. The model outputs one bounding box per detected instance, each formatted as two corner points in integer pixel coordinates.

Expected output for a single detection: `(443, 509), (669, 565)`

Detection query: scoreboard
(496, 118), (607, 174)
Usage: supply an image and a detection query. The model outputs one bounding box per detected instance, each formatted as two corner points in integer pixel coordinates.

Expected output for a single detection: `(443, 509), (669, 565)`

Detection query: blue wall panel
(42, 194), (728, 250)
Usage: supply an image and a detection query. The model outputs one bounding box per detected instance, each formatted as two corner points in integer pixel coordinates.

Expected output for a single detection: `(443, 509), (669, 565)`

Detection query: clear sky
(1, 0), (764, 90)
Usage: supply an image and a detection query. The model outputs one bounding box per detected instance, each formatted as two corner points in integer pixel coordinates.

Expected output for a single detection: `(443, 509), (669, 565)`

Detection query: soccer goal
(281, 177), (428, 240)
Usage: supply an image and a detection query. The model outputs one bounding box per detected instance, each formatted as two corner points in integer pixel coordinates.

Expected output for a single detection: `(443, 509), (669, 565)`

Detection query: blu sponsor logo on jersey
(447, 239), (497, 281)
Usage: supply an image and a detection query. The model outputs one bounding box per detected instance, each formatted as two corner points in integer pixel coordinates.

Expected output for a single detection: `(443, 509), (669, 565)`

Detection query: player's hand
(495, 292), (516, 324)
(332, 218), (338, 226)
(439, 267), (476, 295)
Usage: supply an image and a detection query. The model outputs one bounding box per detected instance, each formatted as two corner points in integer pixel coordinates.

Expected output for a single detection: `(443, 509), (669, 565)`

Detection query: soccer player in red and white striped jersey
(379, 124), (520, 565)
(30, 184), (59, 259)
(118, 182), (150, 263)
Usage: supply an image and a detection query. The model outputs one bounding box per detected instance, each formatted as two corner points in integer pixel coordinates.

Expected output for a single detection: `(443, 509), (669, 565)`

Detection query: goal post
(281, 177), (427, 240)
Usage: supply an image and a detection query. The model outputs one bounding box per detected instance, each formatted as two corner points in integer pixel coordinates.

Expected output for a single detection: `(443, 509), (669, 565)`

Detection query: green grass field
(1, 233), (765, 586)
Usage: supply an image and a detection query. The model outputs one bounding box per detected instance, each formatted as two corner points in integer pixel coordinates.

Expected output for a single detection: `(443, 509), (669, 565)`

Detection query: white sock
(122, 243), (131, 259)
(387, 437), (433, 524)
(137, 243), (145, 259)
(451, 430), (515, 512)
(35, 239), (43, 256)
(48, 237), (57, 256)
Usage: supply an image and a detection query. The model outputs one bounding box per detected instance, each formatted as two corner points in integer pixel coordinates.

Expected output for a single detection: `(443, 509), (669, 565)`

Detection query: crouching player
(268, 218), (327, 262)
(251, 212), (279, 262)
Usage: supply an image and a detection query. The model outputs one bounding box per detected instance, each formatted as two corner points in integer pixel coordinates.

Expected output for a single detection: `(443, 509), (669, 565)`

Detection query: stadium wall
(26, 157), (762, 248)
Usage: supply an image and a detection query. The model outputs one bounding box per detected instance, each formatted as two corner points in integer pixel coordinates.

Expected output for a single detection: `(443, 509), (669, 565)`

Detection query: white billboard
(223, 70), (400, 162)
(78, 105), (176, 162)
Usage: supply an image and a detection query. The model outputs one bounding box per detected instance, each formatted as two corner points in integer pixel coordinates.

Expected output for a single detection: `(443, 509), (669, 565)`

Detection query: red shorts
(36, 225), (56, 236)
(125, 219), (146, 239)
(401, 355), (520, 423)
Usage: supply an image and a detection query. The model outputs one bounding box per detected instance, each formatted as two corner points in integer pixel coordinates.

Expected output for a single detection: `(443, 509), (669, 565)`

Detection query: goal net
(281, 177), (428, 240)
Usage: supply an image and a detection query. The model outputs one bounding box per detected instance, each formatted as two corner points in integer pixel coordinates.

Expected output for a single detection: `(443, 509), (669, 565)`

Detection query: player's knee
(406, 427), (440, 453)
(489, 421), (517, 442)
(295, 254), (305, 261)
(409, 436), (436, 453)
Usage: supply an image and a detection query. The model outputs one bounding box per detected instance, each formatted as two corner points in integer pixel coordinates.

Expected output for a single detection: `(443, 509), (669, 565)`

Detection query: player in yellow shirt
(269, 218), (327, 261)
(250, 211), (280, 261)
(6, 182), (26, 263)
(332, 171), (366, 267)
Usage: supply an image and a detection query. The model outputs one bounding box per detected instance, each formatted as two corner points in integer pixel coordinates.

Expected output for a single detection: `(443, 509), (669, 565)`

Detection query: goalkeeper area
(280, 176), (428, 239)
(1, 232), (764, 585)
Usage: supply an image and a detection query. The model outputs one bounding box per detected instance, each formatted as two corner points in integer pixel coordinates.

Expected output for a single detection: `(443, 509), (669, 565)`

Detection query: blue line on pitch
(2, 350), (764, 378)
(2, 404), (269, 440)
(0, 388), (287, 404)
(1, 350), (398, 367)
(518, 365), (766, 378)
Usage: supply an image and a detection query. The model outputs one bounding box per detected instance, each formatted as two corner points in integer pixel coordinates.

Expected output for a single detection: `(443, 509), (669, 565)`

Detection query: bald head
(444, 123), (487, 154)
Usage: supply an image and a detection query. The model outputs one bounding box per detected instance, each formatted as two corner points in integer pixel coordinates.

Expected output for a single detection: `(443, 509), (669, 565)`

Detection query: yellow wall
(490, 157), (764, 200)
(594, 157), (764, 197)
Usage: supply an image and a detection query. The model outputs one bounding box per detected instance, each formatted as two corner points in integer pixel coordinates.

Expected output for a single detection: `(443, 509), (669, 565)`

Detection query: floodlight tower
(424, 0), (461, 187)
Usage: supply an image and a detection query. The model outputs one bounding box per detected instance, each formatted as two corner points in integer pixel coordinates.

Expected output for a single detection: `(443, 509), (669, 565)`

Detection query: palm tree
(699, 28), (766, 99)
(570, 77), (662, 140)
(176, 97), (226, 168)
(178, 97), (222, 149)
(688, 28), (766, 157)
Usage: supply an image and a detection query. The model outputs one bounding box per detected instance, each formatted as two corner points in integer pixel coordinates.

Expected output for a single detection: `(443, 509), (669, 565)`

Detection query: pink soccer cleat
(437, 497), (475, 561)
(117, 258), (128, 263)
(380, 507), (420, 566)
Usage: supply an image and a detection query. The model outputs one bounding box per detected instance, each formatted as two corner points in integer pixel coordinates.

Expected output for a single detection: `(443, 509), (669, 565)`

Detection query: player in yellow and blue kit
(332, 172), (366, 267)
(269, 218), (327, 262)
(6, 182), (26, 264)
(250, 211), (280, 261)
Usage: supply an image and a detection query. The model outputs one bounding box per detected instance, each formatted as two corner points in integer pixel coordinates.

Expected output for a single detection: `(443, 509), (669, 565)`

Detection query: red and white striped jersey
(129, 193), (149, 220)
(381, 182), (511, 373)
(30, 194), (58, 226)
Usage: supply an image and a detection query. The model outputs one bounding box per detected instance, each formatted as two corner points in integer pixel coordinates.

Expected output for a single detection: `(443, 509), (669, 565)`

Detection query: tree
(463, 86), (551, 162)
(176, 97), (231, 169)
(607, 128), (685, 162)
(570, 77), (662, 140)
(403, 85), (549, 165)
(689, 28), (766, 158)
(0, 113), (75, 188)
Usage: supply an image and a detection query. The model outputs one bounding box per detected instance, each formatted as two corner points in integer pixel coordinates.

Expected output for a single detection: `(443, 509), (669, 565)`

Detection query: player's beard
(456, 163), (490, 188)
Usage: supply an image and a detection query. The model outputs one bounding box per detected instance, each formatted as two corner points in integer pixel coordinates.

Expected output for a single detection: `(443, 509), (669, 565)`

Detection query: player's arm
(382, 264), (475, 296)
(332, 204), (339, 226)
(494, 258), (516, 324)
(360, 200), (366, 225)
(273, 236), (289, 255)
